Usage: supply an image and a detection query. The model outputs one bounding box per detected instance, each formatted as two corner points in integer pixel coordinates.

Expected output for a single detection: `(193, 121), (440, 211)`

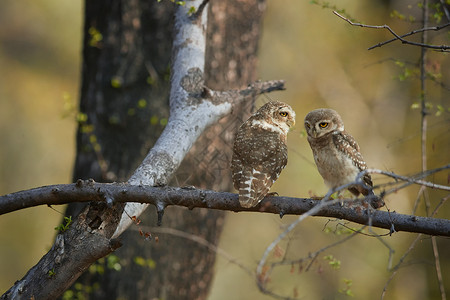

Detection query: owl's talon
(266, 192), (279, 197)
(181, 185), (196, 190)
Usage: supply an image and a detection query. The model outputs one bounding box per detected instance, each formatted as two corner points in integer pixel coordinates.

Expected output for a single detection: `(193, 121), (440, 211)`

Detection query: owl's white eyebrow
(251, 119), (284, 134)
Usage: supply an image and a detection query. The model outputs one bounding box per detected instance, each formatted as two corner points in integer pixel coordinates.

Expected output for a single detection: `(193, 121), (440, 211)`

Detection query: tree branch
(333, 11), (450, 51)
(1, 181), (449, 237)
(368, 22), (450, 50)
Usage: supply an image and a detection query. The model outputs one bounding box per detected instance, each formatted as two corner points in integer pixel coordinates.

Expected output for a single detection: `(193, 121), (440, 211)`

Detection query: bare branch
(368, 23), (450, 50)
(360, 165), (450, 192)
(257, 225), (364, 299)
(135, 226), (253, 277)
(333, 11), (450, 51)
(381, 234), (423, 299)
(1, 181), (449, 237)
(432, 235), (447, 300)
(371, 165), (449, 196)
(440, 0), (450, 22)
(255, 164), (450, 298)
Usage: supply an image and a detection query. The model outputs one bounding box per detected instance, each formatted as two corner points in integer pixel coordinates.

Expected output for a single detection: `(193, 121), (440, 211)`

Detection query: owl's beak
(287, 119), (295, 127)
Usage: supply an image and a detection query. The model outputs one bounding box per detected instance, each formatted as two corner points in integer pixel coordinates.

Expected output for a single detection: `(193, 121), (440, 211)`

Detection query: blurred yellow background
(0, 0), (80, 293)
(0, 0), (448, 299)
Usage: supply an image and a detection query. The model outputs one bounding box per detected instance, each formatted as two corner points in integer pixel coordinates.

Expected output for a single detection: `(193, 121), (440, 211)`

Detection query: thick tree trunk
(66, 0), (266, 299)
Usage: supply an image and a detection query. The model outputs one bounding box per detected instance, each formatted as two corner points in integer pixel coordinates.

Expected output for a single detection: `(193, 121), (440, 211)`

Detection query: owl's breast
(312, 143), (360, 189)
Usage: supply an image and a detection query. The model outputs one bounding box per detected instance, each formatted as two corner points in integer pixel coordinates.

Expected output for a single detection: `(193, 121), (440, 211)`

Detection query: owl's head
(304, 108), (344, 139)
(261, 101), (296, 133)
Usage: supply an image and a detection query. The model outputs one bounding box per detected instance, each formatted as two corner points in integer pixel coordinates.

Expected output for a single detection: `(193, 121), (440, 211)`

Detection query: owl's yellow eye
(319, 122), (328, 128)
(305, 123), (310, 129)
(279, 111), (288, 117)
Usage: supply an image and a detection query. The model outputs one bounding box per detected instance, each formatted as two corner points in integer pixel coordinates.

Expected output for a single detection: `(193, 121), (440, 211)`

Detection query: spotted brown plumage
(231, 101), (296, 208)
(304, 108), (383, 208)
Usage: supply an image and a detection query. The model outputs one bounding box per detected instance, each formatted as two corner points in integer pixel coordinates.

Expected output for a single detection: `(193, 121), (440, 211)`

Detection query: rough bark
(66, 0), (172, 217)
(1, 182), (449, 237)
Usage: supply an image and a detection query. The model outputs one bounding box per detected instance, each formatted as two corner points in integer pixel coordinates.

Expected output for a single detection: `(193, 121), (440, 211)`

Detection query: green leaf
(111, 77), (123, 88)
(48, 268), (56, 277)
(188, 6), (196, 15)
(410, 102), (420, 110)
(436, 105), (445, 116)
(160, 118), (168, 126)
(55, 216), (72, 233)
(128, 108), (136, 116)
(76, 112), (88, 123)
(150, 115), (159, 126)
(138, 99), (147, 109)
(146, 76), (155, 85)
(134, 256), (157, 269)
(107, 254), (122, 271)
(88, 27), (103, 47)
(395, 60), (405, 67)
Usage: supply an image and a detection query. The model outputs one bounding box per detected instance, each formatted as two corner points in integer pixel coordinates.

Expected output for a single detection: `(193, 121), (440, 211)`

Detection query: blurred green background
(0, 0), (448, 299)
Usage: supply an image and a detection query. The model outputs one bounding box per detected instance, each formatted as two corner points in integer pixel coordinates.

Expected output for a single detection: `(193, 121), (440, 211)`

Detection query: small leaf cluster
(134, 256), (157, 269)
(323, 254), (341, 270)
(339, 278), (355, 297)
(54, 216), (72, 233)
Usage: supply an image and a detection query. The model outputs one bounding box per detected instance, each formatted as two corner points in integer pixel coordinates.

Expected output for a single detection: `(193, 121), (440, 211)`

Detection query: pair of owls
(231, 101), (378, 208)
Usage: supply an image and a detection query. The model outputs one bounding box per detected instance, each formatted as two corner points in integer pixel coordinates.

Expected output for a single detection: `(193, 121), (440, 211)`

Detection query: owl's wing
(232, 126), (288, 208)
(332, 131), (373, 188)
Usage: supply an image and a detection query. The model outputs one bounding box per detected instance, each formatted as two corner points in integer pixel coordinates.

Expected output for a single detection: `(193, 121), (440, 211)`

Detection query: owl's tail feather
(238, 169), (272, 208)
(239, 195), (257, 208)
(361, 174), (384, 208)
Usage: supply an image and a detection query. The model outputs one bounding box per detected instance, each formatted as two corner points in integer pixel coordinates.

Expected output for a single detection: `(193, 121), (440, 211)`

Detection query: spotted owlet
(231, 101), (296, 208)
(304, 108), (382, 208)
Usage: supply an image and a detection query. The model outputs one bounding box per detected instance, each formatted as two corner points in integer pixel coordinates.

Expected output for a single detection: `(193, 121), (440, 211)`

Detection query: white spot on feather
(251, 120), (286, 135)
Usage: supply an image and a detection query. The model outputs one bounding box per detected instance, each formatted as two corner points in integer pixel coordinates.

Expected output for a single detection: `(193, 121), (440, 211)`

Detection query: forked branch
(333, 11), (450, 51)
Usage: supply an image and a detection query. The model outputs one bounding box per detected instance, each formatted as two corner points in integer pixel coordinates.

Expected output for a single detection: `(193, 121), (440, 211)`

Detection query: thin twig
(256, 192), (336, 285)
(333, 11), (450, 51)
(258, 225), (364, 300)
(381, 234), (423, 299)
(421, 0), (429, 178)
(440, 0), (450, 21)
(134, 226), (254, 277)
(419, 6), (446, 299)
(272, 225), (364, 269)
(368, 23), (450, 50)
(370, 165), (449, 197)
(381, 195), (448, 299)
(191, 0), (210, 20)
(431, 195), (449, 217)
(359, 166), (450, 191)
(369, 225), (395, 270)
(431, 235), (447, 300)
